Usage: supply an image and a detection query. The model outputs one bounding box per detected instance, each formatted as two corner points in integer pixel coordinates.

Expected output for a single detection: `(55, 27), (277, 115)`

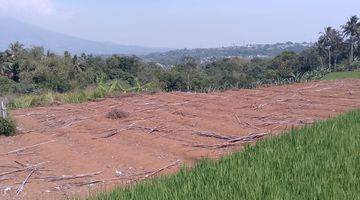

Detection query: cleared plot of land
(92, 110), (360, 200)
(0, 79), (359, 200)
(322, 71), (360, 80)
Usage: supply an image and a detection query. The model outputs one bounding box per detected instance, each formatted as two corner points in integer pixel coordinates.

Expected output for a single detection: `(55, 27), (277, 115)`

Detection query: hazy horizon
(0, 0), (359, 49)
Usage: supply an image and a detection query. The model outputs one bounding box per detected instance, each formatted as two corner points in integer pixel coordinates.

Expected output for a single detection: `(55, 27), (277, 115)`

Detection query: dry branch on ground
(193, 131), (237, 140)
(16, 169), (35, 195)
(44, 171), (102, 182)
(190, 132), (270, 149)
(5, 140), (56, 155)
(0, 162), (47, 177)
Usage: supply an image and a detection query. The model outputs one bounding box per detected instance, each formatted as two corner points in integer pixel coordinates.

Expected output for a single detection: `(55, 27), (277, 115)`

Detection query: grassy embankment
(7, 80), (155, 109)
(322, 71), (360, 80)
(7, 71), (360, 109)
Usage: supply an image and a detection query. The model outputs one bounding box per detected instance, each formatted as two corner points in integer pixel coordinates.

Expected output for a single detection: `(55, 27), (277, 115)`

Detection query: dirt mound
(0, 80), (359, 200)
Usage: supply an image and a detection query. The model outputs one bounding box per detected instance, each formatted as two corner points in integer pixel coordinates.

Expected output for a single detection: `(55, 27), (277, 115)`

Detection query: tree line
(1, 16), (360, 96)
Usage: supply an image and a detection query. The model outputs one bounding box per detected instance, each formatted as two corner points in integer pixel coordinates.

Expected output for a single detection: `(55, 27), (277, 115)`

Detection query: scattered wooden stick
(133, 125), (159, 134)
(14, 161), (26, 167)
(62, 175), (134, 188)
(62, 117), (90, 128)
(54, 160), (181, 190)
(16, 169), (35, 195)
(97, 123), (136, 139)
(6, 140), (56, 155)
(190, 132), (270, 149)
(132, 124), (167, 134)
(0, 168), (28, 178)
(0, 162), (47, 177)
(251, 114), (272, 120)
(244, 121), (261, 130)
(45, 171), (102, 182)
(67, 180), (105, 187)
(193, 131), (236, 141)
(148, 128), (159, 134)
(234, 114), (261, 130)
(144, 160), (181, 178)
(234, 114), (242, 124)
(97, 123), (167, 139)
(0, 164), (20, 169)
(227, 132), (269, 143)
(100, 128), (130, 139)
(115, 160), (180, 179)
(54, 178), (123, 190)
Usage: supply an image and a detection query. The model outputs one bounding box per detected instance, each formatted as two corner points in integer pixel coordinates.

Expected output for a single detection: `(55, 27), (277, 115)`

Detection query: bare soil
(1, 80), (359, 200)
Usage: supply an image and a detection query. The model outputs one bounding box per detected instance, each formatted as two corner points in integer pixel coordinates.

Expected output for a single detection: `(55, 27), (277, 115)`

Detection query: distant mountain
(0, 16), (169, 55)
(143, 42), (312, 66)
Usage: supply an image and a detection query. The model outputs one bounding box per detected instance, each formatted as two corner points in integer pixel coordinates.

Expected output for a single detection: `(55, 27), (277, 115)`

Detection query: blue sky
(1, 0), (359, 48)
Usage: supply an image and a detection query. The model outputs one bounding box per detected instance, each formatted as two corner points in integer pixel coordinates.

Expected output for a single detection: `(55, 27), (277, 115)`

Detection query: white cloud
(0, 0), (72, 20)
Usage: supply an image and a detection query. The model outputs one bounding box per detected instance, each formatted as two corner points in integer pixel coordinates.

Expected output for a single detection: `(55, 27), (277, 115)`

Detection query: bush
(105, 109), (129, 119)
(0, 76), (14, 95)
(60, 91), (88, 104)
(9, 95), (39, 108)
(0, 118), (16, 136)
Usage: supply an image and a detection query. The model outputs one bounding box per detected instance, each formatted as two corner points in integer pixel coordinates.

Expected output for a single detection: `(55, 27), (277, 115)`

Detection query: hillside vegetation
(143, 42), (311, 65)
(89, 110), (360, 200)
(1, 15), (360, 108)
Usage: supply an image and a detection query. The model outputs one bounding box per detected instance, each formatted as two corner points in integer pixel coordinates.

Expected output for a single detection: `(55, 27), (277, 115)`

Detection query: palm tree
(342, 15), (359, 64)
(318, 27), (334, 68)
(318, 27), (343, 69)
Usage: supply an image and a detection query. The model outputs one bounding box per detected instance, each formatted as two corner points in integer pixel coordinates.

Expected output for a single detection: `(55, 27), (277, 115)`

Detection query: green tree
(298, 47), (324, 72)
(342, 15), (359, 64)
(270, 51), (300, 79)
(318, 27), (344, 69)
(179, 56), (198, 91)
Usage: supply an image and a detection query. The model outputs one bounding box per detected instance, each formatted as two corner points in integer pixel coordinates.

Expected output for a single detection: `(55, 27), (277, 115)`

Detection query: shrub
(105, 109), (129, 120)
(0, 118), (16, 136)
(42, 92), (55, 105)
(0, 76), (14, 95)
(60, 91), (88, 104)
(9, 95), (39, 108)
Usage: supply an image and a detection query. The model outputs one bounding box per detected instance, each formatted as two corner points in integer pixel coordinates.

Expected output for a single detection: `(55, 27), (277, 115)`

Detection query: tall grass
(8, 92), (55, 108)
(7, 70), (360, 109)
(89, 110), (360, 200)
(8, 79), (159, 109)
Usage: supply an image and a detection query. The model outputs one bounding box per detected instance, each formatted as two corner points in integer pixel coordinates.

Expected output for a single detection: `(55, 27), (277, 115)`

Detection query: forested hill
(142, 42), (312, 66)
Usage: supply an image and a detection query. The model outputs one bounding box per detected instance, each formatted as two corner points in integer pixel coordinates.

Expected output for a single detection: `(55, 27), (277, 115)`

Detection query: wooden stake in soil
(0, 100), (7, 119)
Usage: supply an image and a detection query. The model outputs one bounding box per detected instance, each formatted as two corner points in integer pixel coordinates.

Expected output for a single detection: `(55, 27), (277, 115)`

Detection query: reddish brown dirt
(0, 80), (359, 200)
